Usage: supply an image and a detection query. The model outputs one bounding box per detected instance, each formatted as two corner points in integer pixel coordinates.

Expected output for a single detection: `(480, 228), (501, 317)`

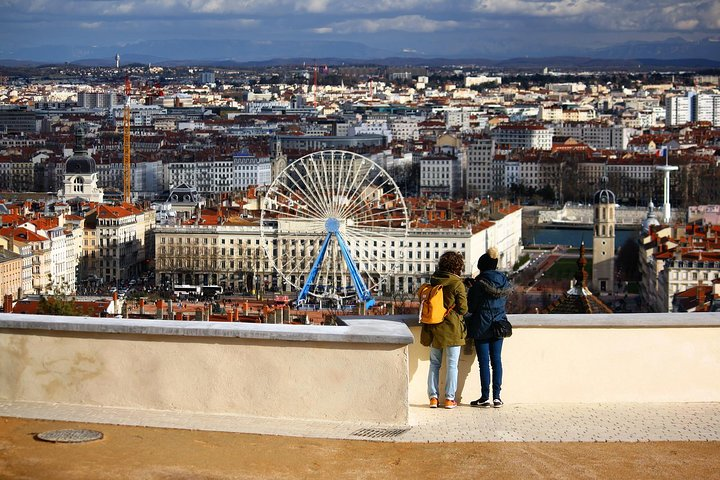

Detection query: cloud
(298, 0), (331, 12)
(319, 15), (459, 34)
(79, 21), (103, 29)
(675, 19), (700, 30)
(473, 0), (602, 17)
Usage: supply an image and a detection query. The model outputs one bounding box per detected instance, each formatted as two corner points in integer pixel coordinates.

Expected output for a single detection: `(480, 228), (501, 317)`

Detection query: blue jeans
(475, 338), (503, 400)
(427, 346), (461, 400)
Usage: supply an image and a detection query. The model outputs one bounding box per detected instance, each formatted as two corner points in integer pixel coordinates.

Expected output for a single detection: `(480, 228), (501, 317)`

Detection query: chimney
(3, 294), (13, 313)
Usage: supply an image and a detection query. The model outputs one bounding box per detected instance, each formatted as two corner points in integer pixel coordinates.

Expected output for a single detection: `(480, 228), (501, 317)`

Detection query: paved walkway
(2, 401), (719, 443)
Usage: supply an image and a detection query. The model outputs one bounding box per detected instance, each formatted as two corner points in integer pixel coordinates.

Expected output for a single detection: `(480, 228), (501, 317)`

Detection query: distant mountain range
(1, 36), (719, 69)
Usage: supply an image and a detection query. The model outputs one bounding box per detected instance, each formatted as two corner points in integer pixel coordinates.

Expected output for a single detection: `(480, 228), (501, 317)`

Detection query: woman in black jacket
(466, 247), (512, 408)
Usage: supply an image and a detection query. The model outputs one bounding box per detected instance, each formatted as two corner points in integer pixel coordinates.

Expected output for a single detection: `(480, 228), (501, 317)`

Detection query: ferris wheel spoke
(262, 193), (323, 220)
(335, 155), (366, 218)
(352, 206), (408, 229)
(345, 171), (399, 219)
(336, 160), (376, 219)
(338, 170), (386, 220)
(337, 162), (377, 219)
(308, 157), (335, 217)
(282, 163), (330, 219)
(349, 205), (388, 228)
(275, 178), (327, 220)
(336, 152), (363, 217)
(329, 152), (339, 217)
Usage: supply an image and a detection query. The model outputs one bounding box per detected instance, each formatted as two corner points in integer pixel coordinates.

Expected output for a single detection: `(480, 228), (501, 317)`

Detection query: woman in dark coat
(466, 247), (512, 408)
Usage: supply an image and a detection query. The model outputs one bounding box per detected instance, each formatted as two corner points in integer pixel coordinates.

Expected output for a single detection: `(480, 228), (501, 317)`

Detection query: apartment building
(665, 95), (692, 127)
(0, 227), (52, 294)
(0, 248), (23, 301)
(94, 204), (155, 284)
(465, 136), (496, 197)
(419, 154), (460, 198)
(164, 151), (271, 195)
(640, 223), (720, 313)
(554, 123), (636, 150)
(695, 94), (720, 126)
(491, 124), (553, 150)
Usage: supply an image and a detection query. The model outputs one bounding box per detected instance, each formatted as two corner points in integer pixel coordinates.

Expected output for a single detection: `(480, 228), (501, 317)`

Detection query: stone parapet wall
(404, 313), (720, 405)
(0, 316), (412, 426)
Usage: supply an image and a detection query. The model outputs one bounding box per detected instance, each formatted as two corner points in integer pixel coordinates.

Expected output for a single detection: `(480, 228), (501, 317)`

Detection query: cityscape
(1, 1), (720, 478)
(1, 60), (719, 317)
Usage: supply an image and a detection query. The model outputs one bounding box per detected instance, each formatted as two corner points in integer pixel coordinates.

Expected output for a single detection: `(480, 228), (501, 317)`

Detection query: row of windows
(670, 270), (717, 281)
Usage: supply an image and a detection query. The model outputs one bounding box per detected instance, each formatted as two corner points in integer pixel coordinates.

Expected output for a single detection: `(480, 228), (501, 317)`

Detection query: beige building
(639, 224), (720, 312)
(0, 236), (32, 297)
(0, 248), (23, 300)
(154, 205), (523, 296)
(91, 204), (155, 284)
(0, 227), (52, 294)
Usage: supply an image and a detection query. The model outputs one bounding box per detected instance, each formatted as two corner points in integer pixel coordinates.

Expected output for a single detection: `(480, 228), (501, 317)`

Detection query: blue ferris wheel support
(297, 218), (375, 308)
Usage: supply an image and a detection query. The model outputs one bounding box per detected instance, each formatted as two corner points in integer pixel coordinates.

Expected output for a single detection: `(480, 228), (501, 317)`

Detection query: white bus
(174, 284), (201, 298)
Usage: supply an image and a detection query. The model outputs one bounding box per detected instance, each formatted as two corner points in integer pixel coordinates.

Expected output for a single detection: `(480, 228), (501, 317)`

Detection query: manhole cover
(35, 429), (104, 443)
(351, 427), (411, 439)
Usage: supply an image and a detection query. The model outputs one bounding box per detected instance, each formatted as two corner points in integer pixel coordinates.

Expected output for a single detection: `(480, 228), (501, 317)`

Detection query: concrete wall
(3, 312), (720, 429)
(0, 316), (412, 426)
(407, 313), (720, 404)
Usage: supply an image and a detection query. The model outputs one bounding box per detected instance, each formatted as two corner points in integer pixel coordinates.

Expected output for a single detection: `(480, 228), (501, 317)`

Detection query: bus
(174, 284), (201, 298)
(200, 285), (223, 298)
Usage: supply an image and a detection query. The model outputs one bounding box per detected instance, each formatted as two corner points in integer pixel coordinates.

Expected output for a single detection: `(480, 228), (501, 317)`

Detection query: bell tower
(592, 178), (615, 295)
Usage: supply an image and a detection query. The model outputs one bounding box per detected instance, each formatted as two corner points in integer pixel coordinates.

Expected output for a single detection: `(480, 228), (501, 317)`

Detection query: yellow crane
(123, 76), (131, 203)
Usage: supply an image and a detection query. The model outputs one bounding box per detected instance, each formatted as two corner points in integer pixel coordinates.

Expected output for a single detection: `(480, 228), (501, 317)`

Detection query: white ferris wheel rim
(260, 150), (409, 295)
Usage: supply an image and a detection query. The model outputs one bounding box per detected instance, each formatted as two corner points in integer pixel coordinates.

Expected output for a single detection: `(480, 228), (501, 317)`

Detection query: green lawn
(544, 257), (592, 280)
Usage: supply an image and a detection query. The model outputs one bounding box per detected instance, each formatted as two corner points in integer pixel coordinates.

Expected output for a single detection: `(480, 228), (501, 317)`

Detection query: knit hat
(477, 247), (499, 271)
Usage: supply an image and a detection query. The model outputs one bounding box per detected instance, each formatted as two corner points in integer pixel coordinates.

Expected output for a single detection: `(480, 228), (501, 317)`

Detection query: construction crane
(123, 76), (131, 203)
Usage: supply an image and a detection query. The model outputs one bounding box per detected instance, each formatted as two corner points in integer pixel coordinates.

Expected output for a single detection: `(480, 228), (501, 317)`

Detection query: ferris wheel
(260, 150), (409, 308)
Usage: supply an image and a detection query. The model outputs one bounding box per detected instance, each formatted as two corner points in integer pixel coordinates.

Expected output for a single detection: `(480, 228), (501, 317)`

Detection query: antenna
(313, 61), (318, 109)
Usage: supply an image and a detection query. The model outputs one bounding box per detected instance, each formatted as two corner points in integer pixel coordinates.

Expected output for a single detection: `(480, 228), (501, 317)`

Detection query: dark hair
(438, 251), (464, 276)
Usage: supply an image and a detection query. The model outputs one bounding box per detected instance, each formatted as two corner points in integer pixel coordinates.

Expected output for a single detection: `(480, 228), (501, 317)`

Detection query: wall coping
(0, 314), (414, 345)
(348, 312), (720, 328)
(2, 312), (719, 346)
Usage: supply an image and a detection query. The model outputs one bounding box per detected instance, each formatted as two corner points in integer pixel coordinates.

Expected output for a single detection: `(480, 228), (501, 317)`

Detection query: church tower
(592, 179), (615, 294)
(60, 126), (104, 203)
(271, 135), (287, 181)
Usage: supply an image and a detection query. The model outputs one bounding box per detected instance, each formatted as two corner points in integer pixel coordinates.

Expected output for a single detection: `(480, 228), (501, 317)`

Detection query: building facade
(154, 206), (523, 296)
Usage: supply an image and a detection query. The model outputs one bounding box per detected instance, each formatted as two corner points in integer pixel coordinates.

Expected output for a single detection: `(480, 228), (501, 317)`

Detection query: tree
(37, 295), (85, 316)
(616, 238), (641, 282)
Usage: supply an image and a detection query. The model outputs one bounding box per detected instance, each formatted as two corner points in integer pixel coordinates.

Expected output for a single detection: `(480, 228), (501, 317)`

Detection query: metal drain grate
(351, 427), (411, 439)
(35, 429), (104, 443)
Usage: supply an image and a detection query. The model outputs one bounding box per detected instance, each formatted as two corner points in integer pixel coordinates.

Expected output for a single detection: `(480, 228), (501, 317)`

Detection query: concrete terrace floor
(2, 402), (720, 479)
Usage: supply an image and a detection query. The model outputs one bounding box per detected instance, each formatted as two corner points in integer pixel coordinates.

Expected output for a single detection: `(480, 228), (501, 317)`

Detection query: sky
(1, 0), (719, 61)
